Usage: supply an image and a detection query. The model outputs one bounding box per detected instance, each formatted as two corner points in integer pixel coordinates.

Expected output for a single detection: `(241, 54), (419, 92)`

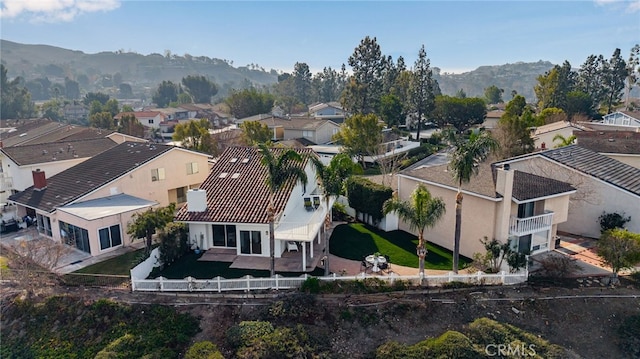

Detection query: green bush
(185, 341), (224, 359)
(300, 277), (321, 294)
(226, 321), (274, 349)
(346, 177), (393, 222)
(598, 211), (631, 233)
(235, 325), (318, 359)
(0, 296), (199, 358)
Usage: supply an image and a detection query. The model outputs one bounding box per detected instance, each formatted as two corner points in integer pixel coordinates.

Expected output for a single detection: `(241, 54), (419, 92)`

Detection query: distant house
(8, 142), (211, 256)
(115, 111), (165, 129)
(587, 111), (640, 131)
(496, 145), (640, 238)
(251, 116), (341, 145)
(574, 130), (640, 168)
(175, 146), (330, 272)
(391, 152), (575, 258)
(308, 102), (346, 123)
(532, 121), (587, 150)
(482, 110), (504, 130)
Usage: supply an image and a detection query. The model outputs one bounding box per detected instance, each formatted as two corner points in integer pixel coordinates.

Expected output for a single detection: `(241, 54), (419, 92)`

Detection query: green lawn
(73, 248), (147, 275)
(330, 223), (471, 270)
(151, 251), (324, 279)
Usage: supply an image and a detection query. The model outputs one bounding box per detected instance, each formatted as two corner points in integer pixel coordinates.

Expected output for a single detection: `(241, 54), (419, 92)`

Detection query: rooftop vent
(219, 172), (228, 178)
(230, 158), (238, 163)
(231, 173), (240, 179)
(241, 158), (250, 163)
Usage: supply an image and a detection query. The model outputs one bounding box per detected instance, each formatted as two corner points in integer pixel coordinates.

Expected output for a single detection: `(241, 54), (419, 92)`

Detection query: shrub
(185, 341), (224, 359)
(530, 253), (582, 279)
(300, 277), (321, 294)
(598, 211), (631, 233)
(226, 321), (274, 349)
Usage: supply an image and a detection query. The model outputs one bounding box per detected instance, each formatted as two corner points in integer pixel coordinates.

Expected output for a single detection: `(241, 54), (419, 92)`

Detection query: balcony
(509, 211), (553, 236)
(275, 205), (326, 242)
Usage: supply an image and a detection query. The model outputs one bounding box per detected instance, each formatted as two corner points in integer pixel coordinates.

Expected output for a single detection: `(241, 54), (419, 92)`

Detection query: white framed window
(151, 168), (165, 181)
(148, 119), (154, 124)
(186, 162), (199, 175)
(98, 224), (122, 251)
(302, 130), (313, 138)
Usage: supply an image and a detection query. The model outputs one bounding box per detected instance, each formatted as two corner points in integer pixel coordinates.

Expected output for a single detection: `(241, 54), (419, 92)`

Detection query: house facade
(8, 142), (210, 256)
(532, 121), (586, 150)
(496, 145), (640, 238)
(175, 146), (330, 271)
(392, 153), (575, 258)
(598, 110), (640, 129)
(255, 116), (340, 145)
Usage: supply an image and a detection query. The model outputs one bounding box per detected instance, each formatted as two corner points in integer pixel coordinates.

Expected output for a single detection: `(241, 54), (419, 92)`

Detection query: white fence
(131, 270), (528, 293)
(130, 247), (161, 280)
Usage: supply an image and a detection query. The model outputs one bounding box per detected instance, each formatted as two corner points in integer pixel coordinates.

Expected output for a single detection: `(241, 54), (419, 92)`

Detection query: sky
(1, 0), (639, 75)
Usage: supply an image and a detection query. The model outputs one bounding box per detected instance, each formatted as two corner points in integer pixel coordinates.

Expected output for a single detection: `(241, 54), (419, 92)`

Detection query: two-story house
(8, 142), (210, 257)
(254, 116), (341, 145)
(392, 152), (575, 258)
(175, 146), (331, 272)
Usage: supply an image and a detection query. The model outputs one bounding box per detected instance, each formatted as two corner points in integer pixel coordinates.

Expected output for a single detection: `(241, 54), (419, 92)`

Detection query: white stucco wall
(78, 149), (210, 207)
(397, 175), (501, 259)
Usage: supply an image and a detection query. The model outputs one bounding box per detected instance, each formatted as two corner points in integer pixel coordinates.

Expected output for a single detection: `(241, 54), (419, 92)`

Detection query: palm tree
(383, 184), (446, 276)
(552, 134), (576, 148)
(311, 153), (362, 276)
(448, 131), (498, 273)
(259, 143), (308, 277)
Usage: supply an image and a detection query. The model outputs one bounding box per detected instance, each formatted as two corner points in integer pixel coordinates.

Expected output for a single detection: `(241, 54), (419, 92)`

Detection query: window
(148, 119), (154, 124)
(186, 162), (199, 175)
(36, 214), (53, 237)
(60, 221), (90, 253)
(240, 230), (261, 254)
(212, 224), (236, 247)
(302, 130), (313, 138)
(176, 186), (186, 203)
(99, 224), (122, 250)
(151, 168), (165, 181)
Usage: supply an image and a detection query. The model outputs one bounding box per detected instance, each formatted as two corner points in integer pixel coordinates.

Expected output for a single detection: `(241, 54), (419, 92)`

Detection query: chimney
(494, 165), (514, 242)
(186, 189), (207, 212)
(32, 169), (47, 190)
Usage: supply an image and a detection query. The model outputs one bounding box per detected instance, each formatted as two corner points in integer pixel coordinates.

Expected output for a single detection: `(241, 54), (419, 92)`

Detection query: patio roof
(56, 194), (157, 220)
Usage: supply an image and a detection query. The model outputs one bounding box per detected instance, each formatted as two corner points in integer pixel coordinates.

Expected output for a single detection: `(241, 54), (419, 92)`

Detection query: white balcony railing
(509, 211), (553, 236)
(275, 206), (326, 241)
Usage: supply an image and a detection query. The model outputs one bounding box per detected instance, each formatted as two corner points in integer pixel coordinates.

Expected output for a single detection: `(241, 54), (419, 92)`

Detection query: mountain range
(1, 39), (553, 102)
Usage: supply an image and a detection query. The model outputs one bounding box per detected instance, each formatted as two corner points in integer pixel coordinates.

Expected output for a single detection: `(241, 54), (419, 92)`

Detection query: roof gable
(175, 146), (315, 224)
(575, 131), (640, 154)
(512, 171), (575, 201)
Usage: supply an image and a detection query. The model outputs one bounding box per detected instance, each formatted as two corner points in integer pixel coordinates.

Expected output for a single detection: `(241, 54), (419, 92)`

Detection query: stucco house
(254, 116), (341, 145)
(391, 152), (576, 258)
(532, 121), (587, 150)
(7, 142), (210, 256)
(308, 102), (346, 123)
(115, 111), (166, 129)
(495, 145), (640, 238)
(583, 110), (640, 131)
(175, 146), (331, 272)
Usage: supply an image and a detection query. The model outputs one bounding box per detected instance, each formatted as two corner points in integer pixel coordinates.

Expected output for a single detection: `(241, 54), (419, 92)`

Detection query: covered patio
(197, 239), (327, 272)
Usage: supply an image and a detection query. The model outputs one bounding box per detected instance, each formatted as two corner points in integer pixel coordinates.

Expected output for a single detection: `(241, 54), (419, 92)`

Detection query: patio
(196, 236), (327, 273)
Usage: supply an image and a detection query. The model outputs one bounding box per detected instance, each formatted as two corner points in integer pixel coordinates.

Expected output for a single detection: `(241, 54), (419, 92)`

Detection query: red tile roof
(175, 146), (315, 224)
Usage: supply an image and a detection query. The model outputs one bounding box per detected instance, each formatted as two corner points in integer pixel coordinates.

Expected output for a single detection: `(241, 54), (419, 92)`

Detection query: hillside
(1, 39), (553, 101)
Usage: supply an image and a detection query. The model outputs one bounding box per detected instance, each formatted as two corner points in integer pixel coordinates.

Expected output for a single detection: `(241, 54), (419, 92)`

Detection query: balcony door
(517, 202), (535, 218)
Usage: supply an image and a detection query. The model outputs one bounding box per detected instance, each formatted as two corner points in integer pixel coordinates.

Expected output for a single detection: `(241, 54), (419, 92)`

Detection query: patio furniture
(313, 196), (321, 209)
(360, 258), (372, 273)
(304, 197), (313, 211)
(287, 241), (299, 252)
(365, 254), (387, 273)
